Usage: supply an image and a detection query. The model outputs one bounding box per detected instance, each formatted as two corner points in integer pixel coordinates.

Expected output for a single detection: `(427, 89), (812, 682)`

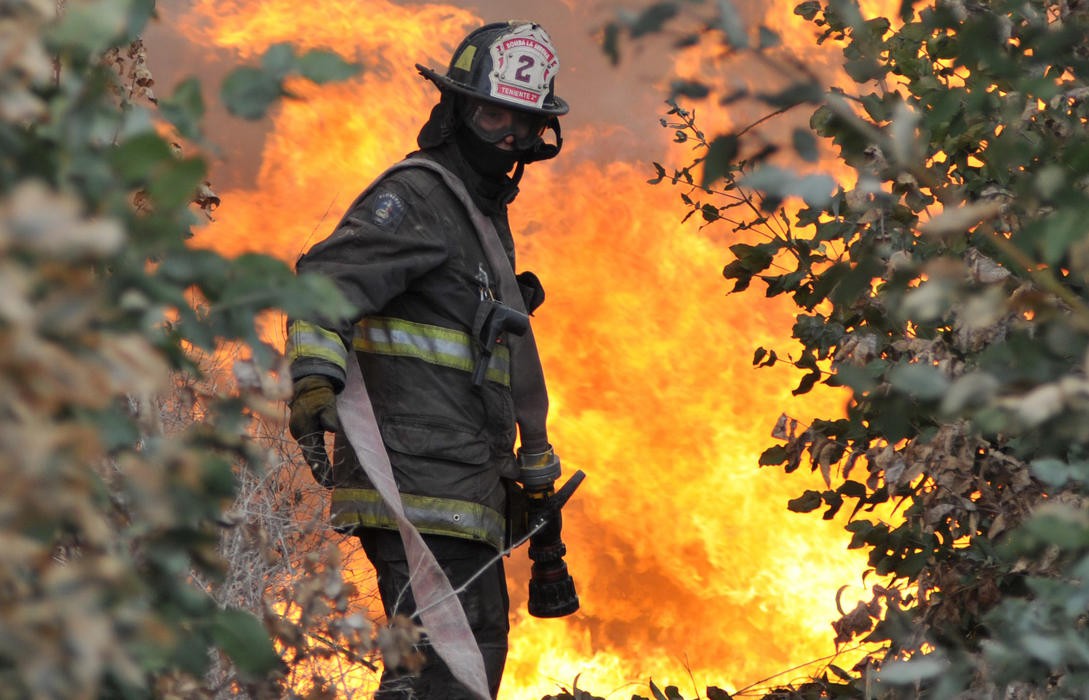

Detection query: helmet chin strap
(519, 118), (563, 164)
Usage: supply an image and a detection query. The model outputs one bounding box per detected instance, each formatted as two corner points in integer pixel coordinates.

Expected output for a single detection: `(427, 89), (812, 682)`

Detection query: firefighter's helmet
(417, 21), (569, 117)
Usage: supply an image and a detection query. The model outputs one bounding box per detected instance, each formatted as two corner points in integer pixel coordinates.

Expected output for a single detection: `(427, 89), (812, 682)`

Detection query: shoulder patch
(370, 191), (407, 229)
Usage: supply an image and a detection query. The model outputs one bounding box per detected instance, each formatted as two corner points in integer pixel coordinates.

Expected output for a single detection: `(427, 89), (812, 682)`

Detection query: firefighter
(285, 21), (569, 699)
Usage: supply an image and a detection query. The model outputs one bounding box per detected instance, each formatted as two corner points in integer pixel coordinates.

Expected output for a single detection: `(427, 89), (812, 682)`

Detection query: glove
(288, 375), (341, 488)
(516, 270), (545, 314)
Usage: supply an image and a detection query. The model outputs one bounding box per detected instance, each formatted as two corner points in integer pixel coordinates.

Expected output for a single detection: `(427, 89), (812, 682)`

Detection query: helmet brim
(416, 63), (569, 117)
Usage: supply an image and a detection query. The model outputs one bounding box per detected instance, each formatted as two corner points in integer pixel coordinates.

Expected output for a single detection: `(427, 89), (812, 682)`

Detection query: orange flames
(172, 0), (874, 696)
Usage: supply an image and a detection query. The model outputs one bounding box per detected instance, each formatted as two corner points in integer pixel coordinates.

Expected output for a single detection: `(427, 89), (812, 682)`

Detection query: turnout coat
(286, 142), (538, 551)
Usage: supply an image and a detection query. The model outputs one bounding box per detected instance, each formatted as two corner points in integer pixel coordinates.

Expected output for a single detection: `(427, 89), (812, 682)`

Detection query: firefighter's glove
(288, 375), (341, 488)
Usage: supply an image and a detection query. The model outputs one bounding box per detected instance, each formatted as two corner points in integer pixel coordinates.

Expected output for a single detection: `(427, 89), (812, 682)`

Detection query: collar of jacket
(416, 142), (519, 217)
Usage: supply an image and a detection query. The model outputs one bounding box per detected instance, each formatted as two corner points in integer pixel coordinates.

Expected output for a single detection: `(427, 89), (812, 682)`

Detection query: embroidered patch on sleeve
(370, 191), (407, 229)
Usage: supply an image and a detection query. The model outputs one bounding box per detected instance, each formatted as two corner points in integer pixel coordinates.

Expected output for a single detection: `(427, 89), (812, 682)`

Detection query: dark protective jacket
(286, 142), (535, 551)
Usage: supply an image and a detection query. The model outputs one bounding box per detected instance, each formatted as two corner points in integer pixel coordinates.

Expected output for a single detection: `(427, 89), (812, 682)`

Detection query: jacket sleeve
(286, 176), (449, 389)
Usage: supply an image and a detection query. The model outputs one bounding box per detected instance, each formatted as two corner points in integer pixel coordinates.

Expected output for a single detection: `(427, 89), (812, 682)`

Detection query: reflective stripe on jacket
(331, 488), (505, 549)
(286, 316), (511, 387)
(287, 319), (349, 375)
(355, 317), (511, 387)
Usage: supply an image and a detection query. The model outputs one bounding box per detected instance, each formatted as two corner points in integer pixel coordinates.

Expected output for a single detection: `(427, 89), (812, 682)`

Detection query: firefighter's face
(465, 99), (548, 151)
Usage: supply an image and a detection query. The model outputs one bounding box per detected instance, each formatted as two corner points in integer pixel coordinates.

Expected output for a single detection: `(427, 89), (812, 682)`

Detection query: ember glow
(172, 0), (874, 696)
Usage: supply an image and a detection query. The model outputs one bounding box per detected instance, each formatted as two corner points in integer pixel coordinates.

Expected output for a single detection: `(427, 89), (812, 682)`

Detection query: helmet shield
(417, 21), (569, 117)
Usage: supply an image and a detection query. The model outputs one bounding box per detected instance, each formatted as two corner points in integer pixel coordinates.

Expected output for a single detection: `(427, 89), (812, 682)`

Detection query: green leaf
(758, 26), (782, 48)
(835, 363), (880, 393)
(741, 165), (835, 206)
(1038, 209), (1088, 265)
(210, 608), (283, 679)
(47, 0), (130, 55)
(844, 56), (886, 82)
(875, 657), (945, 683)
(110, 132), (174, 184)
(830, 664), (854, 681)
(716, 0), (749, 48)
(158, 250), (232, 306)
(788, 490), (823, 512)
(1030, 458), (1070, 486)
(148, 156), (206, 211)
(260, 42), (297, 80)
(291, 272), (357, 321)
(795, 0), (821, 20)
(839, 480), (867, 497)
(1022, 634), (1065, 666)
(861, 92), (891, 122)
(221, 66), (285, 120)
(124, 0), (156, 39)
(218, 254), (296, 302)
(728, 242), (775, 272)
(670, 80), (711, 99)
(702, 134), (739, 186)
(157, 77), (205, 142)
(1021, 508), (1089, 549)
(629, 3), (680, 38)
(888, 362), (949, 400)
(648, 162), (666, 185)
(1034, 164), (1066, 200)
(757, 82), (824, 108)
(87, 405), (140, 451)
(297, 48), (362, 84)
(602, 22), (621, 65)
(940, 371), (1000, 414)
(1029, 458), (1088, 488)
(827, 0), (865, 30)
(760, 445), (789, 466)
(792, 127), (819, 162)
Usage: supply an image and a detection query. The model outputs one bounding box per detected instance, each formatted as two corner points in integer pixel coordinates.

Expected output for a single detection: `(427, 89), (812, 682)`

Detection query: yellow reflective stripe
(354, 317), (510, 386)
(330, 488), (505, 551)
(286, 320), (348, 371)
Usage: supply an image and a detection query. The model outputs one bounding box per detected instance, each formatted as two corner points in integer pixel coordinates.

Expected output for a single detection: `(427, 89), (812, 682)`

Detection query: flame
(171, 0), (875, 696)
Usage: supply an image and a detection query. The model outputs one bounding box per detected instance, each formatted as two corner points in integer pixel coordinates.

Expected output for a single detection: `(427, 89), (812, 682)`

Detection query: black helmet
(417, 21), (569, 117)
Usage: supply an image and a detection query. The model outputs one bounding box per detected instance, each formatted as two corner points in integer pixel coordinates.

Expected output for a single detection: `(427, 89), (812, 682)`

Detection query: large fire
(170, 0), (875, 696)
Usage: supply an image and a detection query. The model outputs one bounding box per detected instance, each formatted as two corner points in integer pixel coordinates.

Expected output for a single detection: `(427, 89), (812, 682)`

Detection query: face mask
(455, 126), (521, 178)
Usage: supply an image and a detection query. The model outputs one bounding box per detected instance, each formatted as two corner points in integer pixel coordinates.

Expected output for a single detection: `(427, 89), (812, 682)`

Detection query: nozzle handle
(551, 469), (585, 510)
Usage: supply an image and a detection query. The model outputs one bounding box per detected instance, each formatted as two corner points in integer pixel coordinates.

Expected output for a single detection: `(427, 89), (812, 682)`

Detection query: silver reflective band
(287, 320), (349, 371)
(355, 316), (511, 385)
(331, 488), (506, 551)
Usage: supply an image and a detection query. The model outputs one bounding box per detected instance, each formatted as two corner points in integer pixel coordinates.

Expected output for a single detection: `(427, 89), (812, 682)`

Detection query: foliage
(603, 0), (1089, 697)
(0, 0), (383, 697)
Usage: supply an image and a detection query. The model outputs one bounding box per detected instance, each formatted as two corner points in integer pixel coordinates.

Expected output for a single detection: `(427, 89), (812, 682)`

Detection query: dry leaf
(919, 200), (1005, 237)
(374, 614), (425, 673)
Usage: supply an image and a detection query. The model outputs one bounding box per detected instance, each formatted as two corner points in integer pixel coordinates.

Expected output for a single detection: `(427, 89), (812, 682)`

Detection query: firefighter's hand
(288, 375), (341, 488)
